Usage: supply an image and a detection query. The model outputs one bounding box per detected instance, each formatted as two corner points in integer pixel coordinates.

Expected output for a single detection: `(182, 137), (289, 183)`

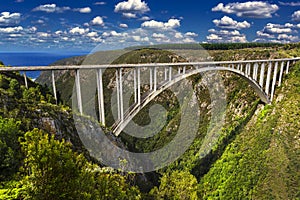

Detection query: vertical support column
(253, 63), (258, 81)
(247, 63), (251, 76)
(278, 62), (285, 87)
(259, 63), (265, 87)
(51, 70), (57, 104)
(23, 72), (28, 89)
(154, 67), (157, 91)
(286, 61), (290, 74)
(134, 68), (137, 103)
(96, 69), (105, 126)
(265, 62), (272, 95)
(270, 62), (278, 102)
(119, 68), (124, 121)
(150, 67), (153, 91)
(183, 66), (186, 74)
(240, 64), (244, 73)
(75, 69), (83, 115)
(115, 69), (120, 120)
(178, 67), (181, 75)
(169, 66), (172, 81)
(137, 67), (141, 104)
(164, 67), (168, 81)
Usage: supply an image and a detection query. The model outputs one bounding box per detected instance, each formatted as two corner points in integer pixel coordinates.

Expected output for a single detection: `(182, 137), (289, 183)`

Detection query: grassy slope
(198, 63), (300, 199)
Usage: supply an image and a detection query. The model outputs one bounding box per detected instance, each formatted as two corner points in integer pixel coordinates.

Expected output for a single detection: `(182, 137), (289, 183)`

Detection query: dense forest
(1, 44), (300, 199)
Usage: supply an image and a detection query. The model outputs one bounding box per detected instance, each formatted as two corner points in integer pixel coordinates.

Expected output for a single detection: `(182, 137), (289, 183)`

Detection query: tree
(0, 117), (22, 181)
(20, 129), (97, 199)
(150, 170), (198, 200)
(20, 129), (141, 200)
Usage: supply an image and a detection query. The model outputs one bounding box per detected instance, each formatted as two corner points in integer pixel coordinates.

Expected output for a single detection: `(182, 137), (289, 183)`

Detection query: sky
(1, 0), (300, 52)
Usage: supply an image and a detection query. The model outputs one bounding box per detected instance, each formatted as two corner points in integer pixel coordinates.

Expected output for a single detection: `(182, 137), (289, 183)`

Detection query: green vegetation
(1, 44), (300, 199)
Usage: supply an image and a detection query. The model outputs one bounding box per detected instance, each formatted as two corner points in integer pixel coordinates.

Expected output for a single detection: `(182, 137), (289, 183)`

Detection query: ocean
(0, 52), (87, 79)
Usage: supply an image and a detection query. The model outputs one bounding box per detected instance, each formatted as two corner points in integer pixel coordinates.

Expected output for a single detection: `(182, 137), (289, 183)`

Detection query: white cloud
(33, 4), (71, 13)
(212, 1), (279, 18)
(74, 7), (92, 13)
(0, 26), (23, 33)
(183, 38), (196, 43)
(122, 13), (137, 18)
(94, 2), (106, 5)
(87, 32), (98, 37)
(279, 1), (300, 6)
(142, 19), (180, 29)
(175, 32), (183, 39)
(278, 34), (299, 41)
(69, 27), (89, 35)
(119, 23), (128, 28)
(255, 23), (300, 43)
(152, 33), (166, 38)
(29, 26), (37, 33)
(185, 32), (198, 37)
(91, 16), (104, 26)
(213, 16), (251, 30)
(207, 29), (247, 43)
(140, 16), (150, 21)
(0, 12), (21, 26)
(292, 10), (300, 21)
(264, 23), (293, 34)
(37, 32), (51, 38)
(256, 31), (274, 38)
(115, 0), (150, 14)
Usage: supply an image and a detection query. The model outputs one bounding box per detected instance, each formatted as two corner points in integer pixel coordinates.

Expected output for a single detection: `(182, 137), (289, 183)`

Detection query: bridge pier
(154, 67), (157, 91)
(51, 70), (57, 104)
(23, 72), (28, 89)
(270, 62), (278, 101)
(75, 69), (83, 115)
(134, 68), (137, 103)
(96, 69), (105, 126)
(253, 63), (259, 81)
(259, 63), (265, 87)
(169, 66), (172, 81)
(137, 67), (141, 104)
(286, 61), (290, 74)
(265, 62), (272, 95)
(278, 62), (285, 87)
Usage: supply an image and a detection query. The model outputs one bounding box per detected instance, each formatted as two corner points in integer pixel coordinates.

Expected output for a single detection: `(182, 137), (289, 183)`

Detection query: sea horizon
(0, 51), (88, 79)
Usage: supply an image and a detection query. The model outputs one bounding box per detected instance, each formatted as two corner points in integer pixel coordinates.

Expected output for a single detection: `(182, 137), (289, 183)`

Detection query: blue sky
(1, 0), (300, 52)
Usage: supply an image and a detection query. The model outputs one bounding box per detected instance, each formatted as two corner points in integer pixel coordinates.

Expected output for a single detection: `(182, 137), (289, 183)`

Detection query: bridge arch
(112, 65), (270, 136)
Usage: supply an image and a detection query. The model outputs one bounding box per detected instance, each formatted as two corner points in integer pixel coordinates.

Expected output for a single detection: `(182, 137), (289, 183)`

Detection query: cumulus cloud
(0, 26), (23, 33)
(207, 29), (247, 43)
(152, 33), (166, 38)
(140, 16), (150, 21)
(0, 12), (21, 26)
(255, 23), (300, 43)
(87, 32), (98, 37)
(69, 27), (89, 35)
(122, 13), (137, 18)
(142, 19), (180, 29)
(115, 0), (150, 14)
(213, 16), (250, 30)
(292, 10), (300, 21)
(184, 32), (198, 37)
(212, 1), (279, 18)
(263, 23), (293, 34)
(279, 1), (300, 6)
(119, 23), (128, 28)
(33, 4), (71, 13)
(74, 7), (92, 13)
(37, 32), (51, 38)
(91, 16), (104, 26)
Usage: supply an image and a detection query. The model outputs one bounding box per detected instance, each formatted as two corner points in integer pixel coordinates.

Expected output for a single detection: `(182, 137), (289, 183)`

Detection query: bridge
(0, 57), (299, 136)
